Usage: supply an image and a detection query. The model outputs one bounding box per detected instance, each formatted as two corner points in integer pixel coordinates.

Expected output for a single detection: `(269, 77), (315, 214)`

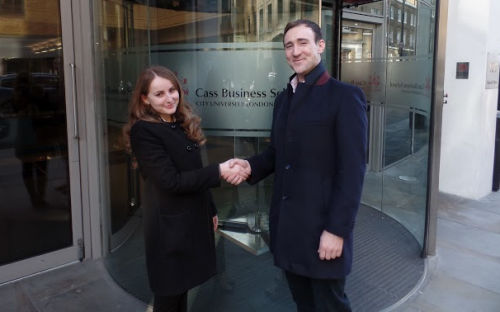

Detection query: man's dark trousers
(285, 271), (352, 312)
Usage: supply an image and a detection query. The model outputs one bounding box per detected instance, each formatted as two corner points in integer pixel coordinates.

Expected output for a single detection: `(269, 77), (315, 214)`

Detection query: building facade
(439, 0), (500, 199)
(0, 0), (498, 309)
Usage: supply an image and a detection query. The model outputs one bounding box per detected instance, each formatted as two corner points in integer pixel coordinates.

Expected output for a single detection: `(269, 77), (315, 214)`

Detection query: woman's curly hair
(123, 65), (206, 153)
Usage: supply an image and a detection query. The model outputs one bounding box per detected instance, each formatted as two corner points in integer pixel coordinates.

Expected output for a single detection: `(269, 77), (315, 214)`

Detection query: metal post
(400, 0), (406, 56)
(424, 0), (448, 257)
(332, 0), (343, 79)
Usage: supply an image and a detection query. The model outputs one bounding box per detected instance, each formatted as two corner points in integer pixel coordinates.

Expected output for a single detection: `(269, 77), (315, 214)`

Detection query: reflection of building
(0, 0), (62, 75)
(254, 0), (319, 42)
(388, 0), (418, 56)
(344, 0), (431, 59)
(94, 1), (320, 46)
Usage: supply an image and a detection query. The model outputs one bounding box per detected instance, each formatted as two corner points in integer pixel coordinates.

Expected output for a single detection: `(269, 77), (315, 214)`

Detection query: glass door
(340, 0), (436, 246)
(0, 0), (84, 283)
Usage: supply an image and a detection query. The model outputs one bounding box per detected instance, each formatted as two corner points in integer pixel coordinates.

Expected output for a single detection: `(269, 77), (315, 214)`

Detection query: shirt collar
(288, 62), (326, 93)
(290, 76), (299, 93)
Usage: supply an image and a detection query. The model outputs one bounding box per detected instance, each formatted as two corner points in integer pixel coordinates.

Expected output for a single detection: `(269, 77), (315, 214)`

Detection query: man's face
(284, 25), (325, 81)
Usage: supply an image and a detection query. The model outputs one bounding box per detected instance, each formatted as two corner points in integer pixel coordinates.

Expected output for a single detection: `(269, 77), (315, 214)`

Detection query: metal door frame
(423, 0), (448, 256)
(0, 0), (93, 284)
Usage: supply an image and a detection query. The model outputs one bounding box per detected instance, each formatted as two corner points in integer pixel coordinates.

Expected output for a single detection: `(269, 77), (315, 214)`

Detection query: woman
(123, 65), (245, 311)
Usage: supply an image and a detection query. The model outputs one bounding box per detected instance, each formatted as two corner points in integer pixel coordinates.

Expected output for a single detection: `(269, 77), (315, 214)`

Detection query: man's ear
(318, 39), (326, 54)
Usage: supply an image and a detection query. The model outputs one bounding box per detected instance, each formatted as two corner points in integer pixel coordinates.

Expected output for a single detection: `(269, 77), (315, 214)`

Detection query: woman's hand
(219, 159), (250, 185)
(213, 215), (219, 231)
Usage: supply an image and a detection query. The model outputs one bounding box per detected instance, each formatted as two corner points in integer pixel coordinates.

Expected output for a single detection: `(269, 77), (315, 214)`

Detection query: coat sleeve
(245, 92), (282, 184)
(130, 123), (221, 195)
(324, 85), (368, 238)
(246, 136), (276, 184)
(209, 191), (217, 217)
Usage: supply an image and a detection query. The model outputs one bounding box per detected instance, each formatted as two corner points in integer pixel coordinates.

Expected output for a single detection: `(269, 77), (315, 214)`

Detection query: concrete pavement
(391, 191), (500, 312)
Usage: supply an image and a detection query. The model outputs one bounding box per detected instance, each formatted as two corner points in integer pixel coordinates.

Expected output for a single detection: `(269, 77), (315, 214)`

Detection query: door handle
(70, 63), (79, 139)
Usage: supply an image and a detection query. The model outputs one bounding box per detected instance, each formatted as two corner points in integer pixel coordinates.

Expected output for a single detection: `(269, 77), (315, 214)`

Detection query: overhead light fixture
(30, 38), (62, 54)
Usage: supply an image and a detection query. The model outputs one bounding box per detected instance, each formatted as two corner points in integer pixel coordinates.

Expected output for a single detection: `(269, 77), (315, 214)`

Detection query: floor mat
(105, 204), (425, 312)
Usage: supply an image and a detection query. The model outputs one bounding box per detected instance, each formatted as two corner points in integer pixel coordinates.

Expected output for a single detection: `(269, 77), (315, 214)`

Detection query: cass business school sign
(193, 87), (284, 108)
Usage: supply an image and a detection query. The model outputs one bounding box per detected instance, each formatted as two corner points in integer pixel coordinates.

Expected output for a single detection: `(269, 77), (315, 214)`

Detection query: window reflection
(0, 0), (25, 16)
(340, 0), (436, 245)
(0, 0), (71, 266)
(341, 23), (373, 60)
(346, 0), (384, 16)
(96, 0), (322, 243)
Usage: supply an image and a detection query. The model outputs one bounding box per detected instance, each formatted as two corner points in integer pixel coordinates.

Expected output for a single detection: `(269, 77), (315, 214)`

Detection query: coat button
(285, 164), (291, 170)
(186, 146), (192, 151)
(282, 195), (288, 200)
(194, 143), (199, 149)
(171, 124), (177, 129)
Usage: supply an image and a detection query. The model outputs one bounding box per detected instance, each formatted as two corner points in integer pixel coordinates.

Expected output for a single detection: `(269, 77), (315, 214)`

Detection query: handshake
(219, 158), (252, 185)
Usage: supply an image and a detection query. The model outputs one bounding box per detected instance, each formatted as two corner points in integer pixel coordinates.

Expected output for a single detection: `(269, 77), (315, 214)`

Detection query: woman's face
(141, 76), (179, 122)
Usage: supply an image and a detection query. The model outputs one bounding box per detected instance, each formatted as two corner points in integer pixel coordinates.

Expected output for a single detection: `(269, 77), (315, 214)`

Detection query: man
(227, 19), (367, 311)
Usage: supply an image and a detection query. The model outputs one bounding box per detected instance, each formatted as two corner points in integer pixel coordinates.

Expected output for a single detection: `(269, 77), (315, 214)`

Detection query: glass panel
(341, 21), (374, 60)
(93, 0), (146, 243)
(338, 16), (385, 210)
(383, 0), (434, 245)
(0, 0), (72, 266)
(345, 0), (384, 16)
(390, 0), (433, 244)
(340, 0), (436, 245)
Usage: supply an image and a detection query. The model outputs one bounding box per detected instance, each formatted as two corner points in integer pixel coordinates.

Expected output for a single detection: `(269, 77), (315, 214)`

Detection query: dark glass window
(0, 0), (24, 16)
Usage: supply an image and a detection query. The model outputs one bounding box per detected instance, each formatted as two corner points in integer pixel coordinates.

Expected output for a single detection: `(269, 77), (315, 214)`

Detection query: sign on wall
(154, 42), (292, 130)
(103, 43), (292, 130)
(456, 62), (469, 79)
(485, 52), (499, 89)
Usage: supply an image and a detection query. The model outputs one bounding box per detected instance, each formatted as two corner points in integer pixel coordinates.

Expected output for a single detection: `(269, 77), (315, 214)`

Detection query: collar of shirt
(290, 75), (299, 93)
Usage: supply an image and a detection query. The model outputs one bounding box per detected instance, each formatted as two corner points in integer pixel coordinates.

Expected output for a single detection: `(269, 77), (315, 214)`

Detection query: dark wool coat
(130, 119), (221, 296)
(247, 62), (367, 279)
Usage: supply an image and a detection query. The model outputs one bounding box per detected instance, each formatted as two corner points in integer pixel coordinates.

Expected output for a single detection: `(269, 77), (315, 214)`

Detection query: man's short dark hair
(283, 19), (323, 43)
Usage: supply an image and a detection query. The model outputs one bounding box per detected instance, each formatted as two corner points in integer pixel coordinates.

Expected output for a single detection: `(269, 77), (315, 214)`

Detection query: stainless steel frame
(424, 0), (448, 256)
(72, 0), (103, 260)
(0, 0), (89, 284)
(369, 103), (385, 172)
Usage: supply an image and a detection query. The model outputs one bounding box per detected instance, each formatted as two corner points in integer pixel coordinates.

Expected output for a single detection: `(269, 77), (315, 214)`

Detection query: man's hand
(219, 158), (251, 185)
(228, 158), (251, 174)
(318, 230), (344, 260)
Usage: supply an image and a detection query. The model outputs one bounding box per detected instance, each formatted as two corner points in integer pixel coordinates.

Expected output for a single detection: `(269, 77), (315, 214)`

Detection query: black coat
(247, 62), (367, 279)
(130, 119), (221, 295)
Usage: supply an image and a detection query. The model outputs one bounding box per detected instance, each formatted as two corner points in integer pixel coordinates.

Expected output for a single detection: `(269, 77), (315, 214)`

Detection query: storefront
(0, 0), (443, 309)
